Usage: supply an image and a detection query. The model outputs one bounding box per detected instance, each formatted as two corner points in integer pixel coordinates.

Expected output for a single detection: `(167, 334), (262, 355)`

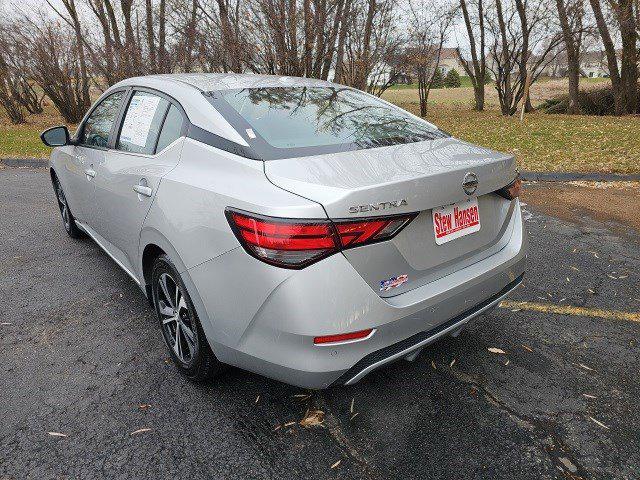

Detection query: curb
(521, 171), (640, 182)
(0, 158), (48, 169)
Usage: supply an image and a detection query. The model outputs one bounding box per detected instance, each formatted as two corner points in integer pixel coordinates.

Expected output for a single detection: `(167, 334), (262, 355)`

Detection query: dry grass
(0, 77), (638, 174)
(383, 81), (640, 174)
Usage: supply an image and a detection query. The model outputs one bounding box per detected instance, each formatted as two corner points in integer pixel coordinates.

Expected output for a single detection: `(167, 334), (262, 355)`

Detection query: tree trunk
(145, 0), (156, 73)
(589, 0), (624, 114)
(618, 0), (638, 113)
(354, 0), (376, 90)
(495, 0), (512, 115)
(459, 0), (485, 111)
(62, 0), (91, 108)
(217, 0), (241, 72)
(333, 0), (351, 83)
(556, 0), (580, 113)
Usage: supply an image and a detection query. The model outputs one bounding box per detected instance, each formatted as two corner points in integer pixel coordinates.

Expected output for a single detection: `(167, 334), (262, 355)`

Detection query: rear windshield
(208, 87), (445, 158)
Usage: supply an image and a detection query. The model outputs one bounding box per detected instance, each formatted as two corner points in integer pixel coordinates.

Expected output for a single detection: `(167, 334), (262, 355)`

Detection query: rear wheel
(53, 176), (83, 238)
(151, 254), (221, 381)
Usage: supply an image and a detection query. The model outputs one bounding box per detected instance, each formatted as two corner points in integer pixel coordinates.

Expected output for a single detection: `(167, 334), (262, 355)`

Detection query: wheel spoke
(173, 323), (183, 359)
(181, 322), (195, 346)
(159, 300), (174, 318)
(175, 285), (181, 312)
(159, 274), (175, 309)
(162, 315), (177, 325)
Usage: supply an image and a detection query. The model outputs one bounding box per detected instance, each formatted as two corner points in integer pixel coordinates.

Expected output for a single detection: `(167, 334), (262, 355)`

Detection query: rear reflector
(226, 208), (416, 269)
(314, 329), (374, 345)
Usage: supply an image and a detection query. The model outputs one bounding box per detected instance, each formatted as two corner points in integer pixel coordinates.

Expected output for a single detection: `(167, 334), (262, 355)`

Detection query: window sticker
(120, 95), (162, 147)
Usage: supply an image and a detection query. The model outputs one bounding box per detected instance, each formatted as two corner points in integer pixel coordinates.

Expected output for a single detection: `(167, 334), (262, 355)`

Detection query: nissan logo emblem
(462, 172), (478, 195)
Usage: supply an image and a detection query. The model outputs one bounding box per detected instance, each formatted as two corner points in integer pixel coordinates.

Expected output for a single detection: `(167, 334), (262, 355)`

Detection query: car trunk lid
(264, 137), (518, 296)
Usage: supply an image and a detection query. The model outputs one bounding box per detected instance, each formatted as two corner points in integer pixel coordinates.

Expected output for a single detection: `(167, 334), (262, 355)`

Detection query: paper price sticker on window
(120, 95), (162, 148)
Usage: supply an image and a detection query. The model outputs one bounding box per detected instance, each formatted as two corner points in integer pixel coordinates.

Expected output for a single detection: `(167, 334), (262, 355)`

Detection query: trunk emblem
(462, 172), (479, 195)
(349, 199), (407, 214)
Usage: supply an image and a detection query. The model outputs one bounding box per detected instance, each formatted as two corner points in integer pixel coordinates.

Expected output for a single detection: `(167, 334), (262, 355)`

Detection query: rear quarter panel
(139, 138), (327, 277)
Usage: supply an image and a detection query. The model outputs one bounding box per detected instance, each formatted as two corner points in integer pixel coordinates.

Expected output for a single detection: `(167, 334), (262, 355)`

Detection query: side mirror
(41, 126), (71, 147)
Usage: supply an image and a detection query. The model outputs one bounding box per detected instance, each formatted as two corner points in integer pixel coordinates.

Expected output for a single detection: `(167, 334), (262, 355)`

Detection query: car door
(91, 89), (187, 276)
(63, 90), (127, 223)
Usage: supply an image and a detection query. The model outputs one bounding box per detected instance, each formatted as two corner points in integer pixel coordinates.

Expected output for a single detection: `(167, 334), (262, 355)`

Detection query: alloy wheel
(156, 272), (198, 364)
(54, 179), (71, 231)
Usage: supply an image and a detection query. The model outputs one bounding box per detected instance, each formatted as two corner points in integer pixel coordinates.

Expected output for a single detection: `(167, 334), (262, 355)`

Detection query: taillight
(497, 173), (522, 200)
(334, 215), (416, 248)
(226, 208), (416, 269)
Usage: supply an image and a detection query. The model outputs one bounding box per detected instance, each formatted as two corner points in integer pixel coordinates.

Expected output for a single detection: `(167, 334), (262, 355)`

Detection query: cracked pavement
(1, 168), (639, 479)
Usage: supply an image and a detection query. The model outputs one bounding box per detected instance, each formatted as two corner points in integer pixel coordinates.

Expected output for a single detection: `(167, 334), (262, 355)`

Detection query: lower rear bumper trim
(336, 273), (524, 386)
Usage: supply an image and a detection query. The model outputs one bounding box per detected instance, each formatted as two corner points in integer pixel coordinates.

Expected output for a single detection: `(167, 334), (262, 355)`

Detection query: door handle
(84, 168), (96, 179)
(133, 184), (153, 197)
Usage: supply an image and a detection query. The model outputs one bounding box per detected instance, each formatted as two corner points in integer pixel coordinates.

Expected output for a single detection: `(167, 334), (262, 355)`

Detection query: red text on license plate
(432, 197), (481, 245)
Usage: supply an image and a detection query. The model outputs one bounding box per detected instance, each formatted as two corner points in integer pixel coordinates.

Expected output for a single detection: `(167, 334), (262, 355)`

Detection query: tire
(151, 254), (222, 381)
(52, 175), (84, 239)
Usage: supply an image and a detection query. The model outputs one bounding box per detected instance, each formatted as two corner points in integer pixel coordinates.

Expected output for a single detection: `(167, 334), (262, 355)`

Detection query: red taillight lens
(335, 215), (416, 248)
(226, 209), (417, 269)
(226, 210), (339, 268)
(497, 174), (522, 200)
(314, 329), (374, 345)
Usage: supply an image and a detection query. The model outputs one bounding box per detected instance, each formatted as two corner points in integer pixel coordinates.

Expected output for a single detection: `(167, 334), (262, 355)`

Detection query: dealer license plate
(432, 197), (481, 245)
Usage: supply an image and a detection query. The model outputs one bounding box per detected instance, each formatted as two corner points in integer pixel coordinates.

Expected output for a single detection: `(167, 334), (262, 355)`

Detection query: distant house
(580, 51), (610, 77)
(538, 50), (614, 78)
(436, 48), (467, 76)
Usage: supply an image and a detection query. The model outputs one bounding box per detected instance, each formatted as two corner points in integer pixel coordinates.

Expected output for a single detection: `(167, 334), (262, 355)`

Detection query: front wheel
(151, 254), (222, 381)
(53, 176), (83, 238)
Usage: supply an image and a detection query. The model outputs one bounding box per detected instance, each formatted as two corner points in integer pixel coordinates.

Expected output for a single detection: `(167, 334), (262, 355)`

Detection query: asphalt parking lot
(1, 167), (639, 479)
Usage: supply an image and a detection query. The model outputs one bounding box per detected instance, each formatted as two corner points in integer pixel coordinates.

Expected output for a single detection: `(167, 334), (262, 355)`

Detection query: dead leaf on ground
(583, 394), (596, 399)
(350, 412), (359, 421)
(588, 416), (609, 429)
(578, 363), (594, 371)
(522, 344), (533, 352)
(300, 409), (324, 428)
(350, 398), (355, 414)
(283, 421), (296, 427)
(331, 460), (341, 469)
(130, 428), (152, 435)
(431, 360), (436, 369)
(255, 395), (260, 404)
(450, 359), (456, 367)
(47, 432), (68, 437)
(487, 347), (506, 354)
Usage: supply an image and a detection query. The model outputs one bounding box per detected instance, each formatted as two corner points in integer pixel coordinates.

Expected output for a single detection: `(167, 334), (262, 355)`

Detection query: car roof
(120, 73), (334, 93)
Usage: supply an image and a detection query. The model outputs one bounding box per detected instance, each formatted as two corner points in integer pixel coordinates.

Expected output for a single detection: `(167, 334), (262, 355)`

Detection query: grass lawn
(0, 78), (638, 174)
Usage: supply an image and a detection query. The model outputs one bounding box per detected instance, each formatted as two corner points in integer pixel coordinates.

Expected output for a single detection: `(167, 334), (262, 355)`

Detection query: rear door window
(155, 105), (184, 152)
(117, 91), (170, 155)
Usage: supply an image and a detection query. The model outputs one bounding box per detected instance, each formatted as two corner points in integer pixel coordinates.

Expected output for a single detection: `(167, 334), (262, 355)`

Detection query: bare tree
(20, 17), (92, 122)
(487, 0), (564, 115)
(589, 0), (638, 114)
(459, 0), (487, 110)
(403, 0), (454, 116)
(556, 0), (585, 113)
(0, 31), (26, 124)
(47, 0), (92, 107)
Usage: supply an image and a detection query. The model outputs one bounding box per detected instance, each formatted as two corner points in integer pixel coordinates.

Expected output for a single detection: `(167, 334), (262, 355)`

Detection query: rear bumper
(185, 201), (528, 389)
(335, 274), (523, 386)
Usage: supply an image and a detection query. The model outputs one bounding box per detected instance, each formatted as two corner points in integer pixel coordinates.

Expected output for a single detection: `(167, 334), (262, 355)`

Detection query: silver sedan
(41, 74), (527, 388)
